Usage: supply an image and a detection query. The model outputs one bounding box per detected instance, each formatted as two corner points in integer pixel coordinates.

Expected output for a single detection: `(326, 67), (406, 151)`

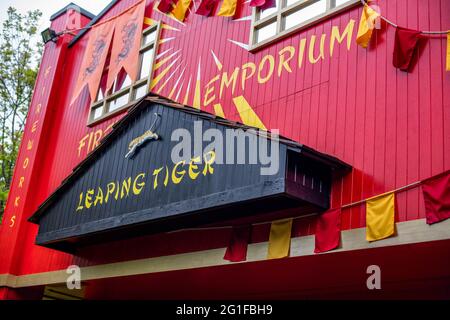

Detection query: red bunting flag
(421, 171), (450, 225)
(314, 208), (341, 253)
(249, 0), (275, 10)
(223, 225), (252, 262)
(393, 27), (421, 71)
(107, 0), (146, 91)
(196, 0), (219, 16)
(71, 20), (115, 103)
(158, 0), (177, 13)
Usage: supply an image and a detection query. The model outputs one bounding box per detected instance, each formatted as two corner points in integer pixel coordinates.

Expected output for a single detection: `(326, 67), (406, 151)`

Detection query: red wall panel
(0, 0), (448, 276)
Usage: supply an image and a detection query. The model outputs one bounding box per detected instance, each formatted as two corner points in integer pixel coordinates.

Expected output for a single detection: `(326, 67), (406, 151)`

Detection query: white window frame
(249, 0), (360, 52)
(88, 21), (162, 126)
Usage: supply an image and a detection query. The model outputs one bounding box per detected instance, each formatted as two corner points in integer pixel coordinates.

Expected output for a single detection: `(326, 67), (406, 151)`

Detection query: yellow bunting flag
(217, 0), (237, 17)
(366, 192), (395, 242)
(267, 219), (293, 259)
(356, 4), (380, 48)
(446, 31), (450, 71)
(172, 0), (191, 22)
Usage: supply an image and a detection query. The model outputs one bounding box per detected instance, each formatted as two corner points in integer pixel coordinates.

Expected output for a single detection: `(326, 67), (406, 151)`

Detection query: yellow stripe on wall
(232, 95), (267, 130)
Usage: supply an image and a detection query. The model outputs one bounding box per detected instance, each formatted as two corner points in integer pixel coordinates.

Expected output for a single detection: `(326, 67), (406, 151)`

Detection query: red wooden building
(0, 0), (449, 300)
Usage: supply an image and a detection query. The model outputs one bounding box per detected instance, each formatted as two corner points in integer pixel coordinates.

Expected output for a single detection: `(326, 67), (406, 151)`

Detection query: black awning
(29, 94), (351, 252)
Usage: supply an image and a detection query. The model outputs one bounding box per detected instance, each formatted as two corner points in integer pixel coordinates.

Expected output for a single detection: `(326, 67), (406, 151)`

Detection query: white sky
(0, 0), (112, 31)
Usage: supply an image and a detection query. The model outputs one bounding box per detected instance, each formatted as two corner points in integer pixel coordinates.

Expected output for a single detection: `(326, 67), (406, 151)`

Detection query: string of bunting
(357, 0), (449, 71)
(165, 170), (450, 263)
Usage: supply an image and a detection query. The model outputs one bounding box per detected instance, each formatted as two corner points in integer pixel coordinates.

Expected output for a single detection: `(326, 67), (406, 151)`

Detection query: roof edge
(50, 3), (95, 21)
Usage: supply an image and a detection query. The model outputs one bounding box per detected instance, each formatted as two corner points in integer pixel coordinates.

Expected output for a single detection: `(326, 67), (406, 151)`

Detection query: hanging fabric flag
(158, 0), (176, 13)
(71, 20), (115, 103)
(446, 31), (450, 71)
(267, 219), (292, 259)
(217, 0), (237, 17)
(172, 0), (191, 21)
(393, 27), (421, 71)
(223, 225), (252, 262)
(107, 0), (146, 91)
(196, 0), (218, 17)
(356, 4), (380, 48)
(366, 192), (395, 242)
(249, 0), (275, 10)
(259, 0), (276, 10)
(421, 171), (450, 225)
(314, 208), (341, 253)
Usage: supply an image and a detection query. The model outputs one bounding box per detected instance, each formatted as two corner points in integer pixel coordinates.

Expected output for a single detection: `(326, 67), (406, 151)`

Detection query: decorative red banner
(107, 0), (146, 91)
(71, 20), (115, 103)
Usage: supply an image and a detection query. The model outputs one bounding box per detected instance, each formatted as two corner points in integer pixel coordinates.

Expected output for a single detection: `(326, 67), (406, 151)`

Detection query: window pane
(92, 106), (103, 120)
(284, 0), (327, 30)
(335, 0), (352, 7)
(139, 47), (154, 80)
(286, 0), (302, 7)
(113, 72), (132, 93)
(259, 0), (279, 20)
(143, 29), (157, 45)
(134, 84), (148, 100)
(108, 93), (130, 112)
(255, 22), (277, 43)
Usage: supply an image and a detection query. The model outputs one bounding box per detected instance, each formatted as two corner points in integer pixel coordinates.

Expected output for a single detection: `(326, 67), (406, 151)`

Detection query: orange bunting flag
(71, 21), (115, 103)
(172, 0), (191, 22)
(366, 192), (395, 242)
(107, 0), (146, 91)
(217, 0), (237, 17)
(267, 219), (292, 259)
(447, 31), (450, 71)
(356, 4), (380, 48)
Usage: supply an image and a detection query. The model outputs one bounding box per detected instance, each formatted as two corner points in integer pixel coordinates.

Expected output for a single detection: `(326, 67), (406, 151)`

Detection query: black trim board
(50, 2), (95, 21)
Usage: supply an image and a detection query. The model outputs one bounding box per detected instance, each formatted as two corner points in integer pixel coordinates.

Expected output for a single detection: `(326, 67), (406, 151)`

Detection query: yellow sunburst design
(213, 103), (225, 118)
(150, 56), (181, 90)
(233, 96), (266, 130)
(155, 63), (182, 94)
(168, 67), (187, 99)
(154, 50), (181, 70)
(147, 4), (267, 130)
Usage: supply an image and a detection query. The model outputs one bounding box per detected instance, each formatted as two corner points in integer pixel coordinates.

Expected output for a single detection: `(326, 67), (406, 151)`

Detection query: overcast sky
(0, 0), (111, 31)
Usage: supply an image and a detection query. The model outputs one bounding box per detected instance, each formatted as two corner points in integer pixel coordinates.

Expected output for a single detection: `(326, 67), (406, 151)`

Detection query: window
(89, 22), (161, 125)
(250, 0), (359, 49)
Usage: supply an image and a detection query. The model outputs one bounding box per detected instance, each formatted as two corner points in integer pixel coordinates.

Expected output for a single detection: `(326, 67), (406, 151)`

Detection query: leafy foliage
(0, 7), (42, 221)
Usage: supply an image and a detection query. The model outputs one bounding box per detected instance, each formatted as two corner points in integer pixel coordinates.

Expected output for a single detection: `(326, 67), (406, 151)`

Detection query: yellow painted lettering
(220, 67), (239, 99)
(241, 62), (256, 91)
(278, 46), (295, 76)
(330, 19), (355, 56)
(105, 182), (116, 202)
(202, 150), (216, 176)
(133, 173), (146, 195)
(94, 187), (104, 206)
(309, 34), (326, 64)
(76, 193), (84, 211)
(172, 160), (186, 184)
(120, 177), (131, 199)
(257, 55), (275, 84)
(85, 189), (94, 209)
(188, 156), (201, 180)
(203, 75), (220, 106)
(153, 167), (163, 189)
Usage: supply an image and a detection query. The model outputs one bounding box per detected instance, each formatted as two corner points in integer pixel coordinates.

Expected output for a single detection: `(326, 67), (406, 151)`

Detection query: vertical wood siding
(1, 0), (449, 274)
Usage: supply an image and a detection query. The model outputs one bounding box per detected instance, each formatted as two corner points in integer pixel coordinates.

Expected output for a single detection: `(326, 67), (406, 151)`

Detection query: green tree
(0, 7), (42, 221)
